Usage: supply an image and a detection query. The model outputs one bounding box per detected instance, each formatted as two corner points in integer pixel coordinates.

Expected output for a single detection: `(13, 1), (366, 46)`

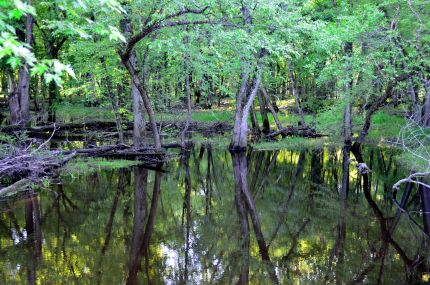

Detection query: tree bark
(250, 101), (260, 134)
(422, 76), (430, 127)
(343, 42), (353, 145)
(260, 86), (283, 131)
(17, 11), (33, 126)
(286, 58), (306, 126)
(257, 91), (270, 134)
(130, 53), (146, 146)
(343, 100), (352, 145)
(120, 19), (161, 150)
(230, 4), (268, 150)
(181, 26), (192, 148)
(8, 74), (20, 125)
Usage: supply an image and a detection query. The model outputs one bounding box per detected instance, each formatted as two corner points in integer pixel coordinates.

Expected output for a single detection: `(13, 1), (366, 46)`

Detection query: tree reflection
(231, 151), (279, 284)
(350, 147), (428, 284)
(25, 192), (42, 285)
(126, 167), (162, 285)
(1, 146), (430, 284)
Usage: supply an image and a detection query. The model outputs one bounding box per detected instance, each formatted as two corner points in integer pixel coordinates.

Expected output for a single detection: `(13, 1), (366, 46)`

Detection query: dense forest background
(2, 1), (430, 284)
(0, 0), (430, 179)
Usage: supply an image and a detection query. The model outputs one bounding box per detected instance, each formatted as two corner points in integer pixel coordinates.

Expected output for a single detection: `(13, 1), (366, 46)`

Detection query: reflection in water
(0, 145), (429, 284)
(232, 151), (278, 284)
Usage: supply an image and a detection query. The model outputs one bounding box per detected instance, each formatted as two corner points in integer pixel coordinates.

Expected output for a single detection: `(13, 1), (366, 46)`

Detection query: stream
(0, 145), (429, 284)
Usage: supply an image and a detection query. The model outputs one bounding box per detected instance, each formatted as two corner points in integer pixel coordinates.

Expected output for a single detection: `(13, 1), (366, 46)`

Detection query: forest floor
(52, 99), (406, 149)
(51, 99), (417, 170)
(0, 98), (415, 194)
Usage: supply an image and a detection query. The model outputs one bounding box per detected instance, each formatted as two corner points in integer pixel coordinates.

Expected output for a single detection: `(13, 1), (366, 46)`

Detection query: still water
(0, 145), (429, 284)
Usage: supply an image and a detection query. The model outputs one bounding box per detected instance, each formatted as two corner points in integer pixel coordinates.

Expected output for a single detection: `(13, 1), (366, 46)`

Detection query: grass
(394, 152), (430, 173)
(64, 158), (141, 175)
(55, 101), (114, 123)
(54, 98), (407, 150)
(252, 136), (332, 150)
(155, 109), (235, 123)
(365, 111), (406, 142)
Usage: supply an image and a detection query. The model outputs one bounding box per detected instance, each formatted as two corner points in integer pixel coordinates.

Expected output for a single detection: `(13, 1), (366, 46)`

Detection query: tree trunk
(231, 71), (251, 151)
(257, 91), (270, 134)
(343, 100), (352, 145)
(181, 26), (192, 148)
(235, 68), (264, 149)
(343, 42), (353, 146)
(130, 53), (146, 146)
(120, 19), (161, 150)
(8, 74), (20, 125)
(250, 101), (260, 134)
(230, 4), (267, 151)
(422, 77), (430, 127)
(47, 82), (57, 123)
(17, 12), (33, 126)
(286, 58), (306, 126)
(260, 86), (283, 131)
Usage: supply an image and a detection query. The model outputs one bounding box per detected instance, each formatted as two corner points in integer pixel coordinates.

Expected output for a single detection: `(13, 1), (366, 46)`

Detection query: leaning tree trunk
(260, 86), (283, 131)
(231, 66), (264, 150)
(120, 19), (145, 147)
(122, 59), (161, 150)
(231, 71), (251, 151)
(120, 19), (161, 150)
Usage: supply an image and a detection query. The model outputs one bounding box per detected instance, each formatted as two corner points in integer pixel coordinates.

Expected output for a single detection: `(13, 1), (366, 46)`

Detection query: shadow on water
(0, 144), (429, 284)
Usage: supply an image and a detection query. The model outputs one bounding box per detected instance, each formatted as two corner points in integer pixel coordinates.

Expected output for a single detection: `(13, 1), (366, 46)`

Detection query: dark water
(1, 145), (429, 284)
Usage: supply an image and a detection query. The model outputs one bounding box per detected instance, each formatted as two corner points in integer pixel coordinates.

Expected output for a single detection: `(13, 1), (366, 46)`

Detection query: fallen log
(0, 141), (181, 196)
(0, 178), (31, 196)
(0, 150), (77, 181)
(265, 126), (326, 139)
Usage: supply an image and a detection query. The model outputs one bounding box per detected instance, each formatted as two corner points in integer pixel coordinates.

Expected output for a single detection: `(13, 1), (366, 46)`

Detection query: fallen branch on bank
(0, 148), (77, 181)
(0, 142), (181, 196)
(265, 126), (326, 139)
(0, 178), (32, 197)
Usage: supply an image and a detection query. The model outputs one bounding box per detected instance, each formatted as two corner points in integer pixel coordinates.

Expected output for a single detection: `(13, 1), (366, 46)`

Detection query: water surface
(0, 145), (429, 284)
